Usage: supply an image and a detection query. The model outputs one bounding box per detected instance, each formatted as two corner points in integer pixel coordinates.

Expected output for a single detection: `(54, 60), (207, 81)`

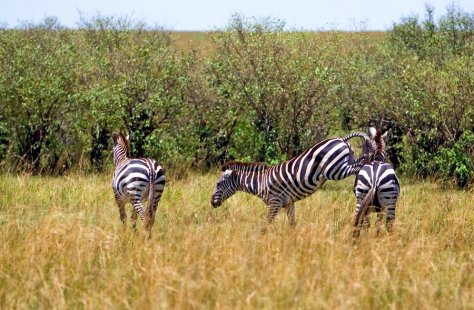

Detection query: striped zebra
(210, 131), (374, 226)
(352, 127), (400, 239)
(111, 132), (165, 237)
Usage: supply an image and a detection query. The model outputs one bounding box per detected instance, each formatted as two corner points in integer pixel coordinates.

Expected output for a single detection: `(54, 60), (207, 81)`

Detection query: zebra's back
(263, 138), (360, 204)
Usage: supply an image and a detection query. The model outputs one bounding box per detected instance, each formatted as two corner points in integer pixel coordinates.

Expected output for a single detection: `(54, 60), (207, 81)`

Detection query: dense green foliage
(338, 5), (474, 187)
(206, 16), (341, 162)
(0, 7), (473, 186)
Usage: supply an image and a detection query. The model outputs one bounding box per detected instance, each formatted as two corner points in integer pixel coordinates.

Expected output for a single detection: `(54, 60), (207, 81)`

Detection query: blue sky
(1, 0), (473, 30)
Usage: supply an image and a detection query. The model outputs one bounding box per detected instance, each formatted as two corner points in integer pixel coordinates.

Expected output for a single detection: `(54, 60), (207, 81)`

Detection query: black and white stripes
(111, 132), (165, 236)
(353, 128), (400, 238)
(211, 132), (373, 226)
(108, 128), (399, 237)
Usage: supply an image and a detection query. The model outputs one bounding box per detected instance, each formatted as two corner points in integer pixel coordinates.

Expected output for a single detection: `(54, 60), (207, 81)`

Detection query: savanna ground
(0, 172), (473, 309)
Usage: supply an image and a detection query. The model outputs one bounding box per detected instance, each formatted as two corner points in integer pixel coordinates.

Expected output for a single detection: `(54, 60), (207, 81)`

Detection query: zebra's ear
(382, 131), (389, 142)
(125, 134), (130, 142)
(369, 127), (377, 139)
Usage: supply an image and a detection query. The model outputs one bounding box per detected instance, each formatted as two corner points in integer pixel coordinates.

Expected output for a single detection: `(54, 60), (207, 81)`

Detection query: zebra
(210, 131), (374, 227)
(111, 132), (165, 237)
(352, 127), (400, 239)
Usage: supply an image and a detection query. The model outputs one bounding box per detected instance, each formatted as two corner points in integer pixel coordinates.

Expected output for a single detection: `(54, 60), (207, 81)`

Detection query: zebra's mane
(221, 161), (269, 172)
(373, 128), (385, 159)
(374, 128), (382, 148)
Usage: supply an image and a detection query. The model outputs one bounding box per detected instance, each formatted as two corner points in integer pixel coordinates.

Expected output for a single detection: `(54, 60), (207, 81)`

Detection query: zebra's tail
(148, 167), (156, 224)
(354, 185), (376, 237)
(342, 131), (373, 168)
(341, 131), (371, 144)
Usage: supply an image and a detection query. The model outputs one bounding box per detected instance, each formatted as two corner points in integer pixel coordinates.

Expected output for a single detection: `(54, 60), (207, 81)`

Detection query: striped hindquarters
(354, 162), (400, 212)
(296, 138), (362, 182)
(112, 158), (165, 203)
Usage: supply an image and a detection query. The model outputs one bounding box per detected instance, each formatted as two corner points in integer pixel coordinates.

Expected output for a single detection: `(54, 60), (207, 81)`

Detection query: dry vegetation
(0, 172), (473, 308)
(169, 31), (387, 53)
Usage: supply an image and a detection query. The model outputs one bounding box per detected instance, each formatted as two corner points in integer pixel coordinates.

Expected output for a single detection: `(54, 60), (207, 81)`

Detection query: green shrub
(0, 19), (82, 173)
(338, 5), (474, 187)
(206, 15), (341, 162)
(0, 10), (473, 187)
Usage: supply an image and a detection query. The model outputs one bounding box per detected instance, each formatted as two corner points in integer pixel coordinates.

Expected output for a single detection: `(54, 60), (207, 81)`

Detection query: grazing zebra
(111, 132), (165, 237)
(352, 127), (400, 239)
(210, 131), (374, 227)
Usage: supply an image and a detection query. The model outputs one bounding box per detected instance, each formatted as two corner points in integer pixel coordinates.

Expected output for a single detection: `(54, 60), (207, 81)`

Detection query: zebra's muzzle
(211, 195), (222, 208)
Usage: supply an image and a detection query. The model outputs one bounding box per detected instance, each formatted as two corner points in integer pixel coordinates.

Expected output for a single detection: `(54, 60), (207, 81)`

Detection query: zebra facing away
(210, 131), (374, 227)
(352, 127), (400, 239)
(111, 132), (165, 237)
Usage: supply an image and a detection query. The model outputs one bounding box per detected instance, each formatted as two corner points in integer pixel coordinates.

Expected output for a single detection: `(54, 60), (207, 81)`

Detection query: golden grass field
(0, 172), (473, 309)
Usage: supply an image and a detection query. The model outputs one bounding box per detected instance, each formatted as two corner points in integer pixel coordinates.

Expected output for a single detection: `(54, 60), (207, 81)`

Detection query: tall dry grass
(0, 172), (473, 308)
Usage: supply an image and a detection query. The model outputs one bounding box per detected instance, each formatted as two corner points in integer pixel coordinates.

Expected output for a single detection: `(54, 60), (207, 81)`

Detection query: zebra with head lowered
(111, 132), (165, 237)
(211, 131), (374, 227)
(352, 127), (400, 239)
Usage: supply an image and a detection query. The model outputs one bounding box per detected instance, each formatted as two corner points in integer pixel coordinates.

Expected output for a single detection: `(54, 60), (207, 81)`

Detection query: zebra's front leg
(265, 204), (282, 225)
(285, 202), (296, 227)
(260, 203), (282, 234)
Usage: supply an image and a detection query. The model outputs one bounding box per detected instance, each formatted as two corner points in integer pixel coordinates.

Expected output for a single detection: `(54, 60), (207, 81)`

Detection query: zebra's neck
(234, 169), (267, 199)
(373, 151), (386, 162)
(114, 153), (130, 166)
(117, 157), (128, 164)
(344, 153), (369, 176)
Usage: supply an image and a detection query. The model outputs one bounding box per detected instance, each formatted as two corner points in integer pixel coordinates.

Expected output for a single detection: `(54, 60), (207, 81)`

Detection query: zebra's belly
(367, 205), (383, 213)
(270, 175), (327, 204)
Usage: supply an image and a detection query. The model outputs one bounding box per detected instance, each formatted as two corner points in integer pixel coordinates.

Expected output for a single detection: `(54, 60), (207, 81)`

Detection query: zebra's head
(360, 137), (374, 164)
(211, 169), (238, 208)
(359, 127), (377, 163)
(369, 127), (388, 162)
(111, 132), (130, 165)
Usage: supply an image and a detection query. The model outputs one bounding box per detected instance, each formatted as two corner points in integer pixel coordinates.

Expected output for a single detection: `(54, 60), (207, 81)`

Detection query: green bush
(206, 15), (341, 162)
(338, 5), (474, 187)
(78, 15), (189, 169)
(0, 9), (473, 187)
(0, 19), (82, 173)
(0, 120), (8, 162)
(432, 132), (474, 187)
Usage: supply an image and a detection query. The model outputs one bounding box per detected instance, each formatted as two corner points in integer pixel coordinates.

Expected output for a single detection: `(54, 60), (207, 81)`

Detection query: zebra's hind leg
(375, 212), (384, 236)
(385, 205), (396, 233)
(146, 201), (158, 239)
(285, 202), (296, 227)
(131, 199), (145, 231)
(352, 202), (364, 239)
(131, 209), (138, 231)
(362, 214), (371, 233)
(114, 194), (127, 227)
